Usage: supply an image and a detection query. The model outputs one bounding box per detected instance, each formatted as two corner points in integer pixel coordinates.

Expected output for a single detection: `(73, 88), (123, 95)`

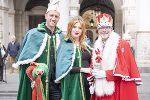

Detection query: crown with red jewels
(97, 13), (113, 29)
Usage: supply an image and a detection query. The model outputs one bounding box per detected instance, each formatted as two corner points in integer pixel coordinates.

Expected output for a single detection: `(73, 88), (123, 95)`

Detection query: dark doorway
(86, 30), (94, 45)
(29, 15), (45, 29)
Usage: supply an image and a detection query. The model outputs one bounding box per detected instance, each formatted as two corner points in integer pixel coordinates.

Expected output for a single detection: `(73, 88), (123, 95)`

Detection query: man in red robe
(89, 13), (142, 100)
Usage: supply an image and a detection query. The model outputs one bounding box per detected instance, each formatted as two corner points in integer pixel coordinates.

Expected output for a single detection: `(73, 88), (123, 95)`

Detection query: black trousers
(0, 65), (3, 81)
(49, 82), (61, 100)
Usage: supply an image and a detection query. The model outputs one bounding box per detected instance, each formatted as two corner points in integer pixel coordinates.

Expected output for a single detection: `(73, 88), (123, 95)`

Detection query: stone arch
(80, 0), (115, 18)
(79, 0), (123, 34)
(79, 0), (115, 43)
(79, 0), (115, 29)
(25, 0), (49, 11)
(26, 1), (47, 29)
(14, 0), (48, 42)
(27, 6), (47, 29)
(8, 0), (14, 9)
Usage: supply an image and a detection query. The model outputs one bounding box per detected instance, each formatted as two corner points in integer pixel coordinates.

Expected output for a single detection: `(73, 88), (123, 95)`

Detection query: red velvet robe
(91, 40), (142, 100)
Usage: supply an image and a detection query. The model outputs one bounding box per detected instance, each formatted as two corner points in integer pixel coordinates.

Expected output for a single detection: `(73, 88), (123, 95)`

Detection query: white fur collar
(93, 31), (120, 70)
(92, 32), (120, 96)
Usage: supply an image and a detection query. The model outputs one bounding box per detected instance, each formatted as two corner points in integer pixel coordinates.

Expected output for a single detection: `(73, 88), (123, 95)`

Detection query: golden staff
(46, 36), (50, 100)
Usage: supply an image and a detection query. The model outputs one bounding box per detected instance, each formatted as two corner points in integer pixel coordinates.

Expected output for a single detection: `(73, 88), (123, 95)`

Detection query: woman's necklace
(74, 41), (79, 48)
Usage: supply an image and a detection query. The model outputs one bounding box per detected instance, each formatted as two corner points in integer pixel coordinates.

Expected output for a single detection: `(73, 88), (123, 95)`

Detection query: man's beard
(102, 37), (109, 42)
(100, 32), (110, 42)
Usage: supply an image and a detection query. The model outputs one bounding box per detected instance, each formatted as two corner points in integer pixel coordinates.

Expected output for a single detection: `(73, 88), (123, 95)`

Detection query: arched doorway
(28, 14), (45, 29)
(79, 0), (115, 43)
(80, 0), (115, 28)
(86, 30), (94, 45)
(25, 0), (48, 29)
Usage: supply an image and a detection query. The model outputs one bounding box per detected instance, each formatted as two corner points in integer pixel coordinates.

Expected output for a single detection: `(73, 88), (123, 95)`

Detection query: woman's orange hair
(65, 16), (87, 50)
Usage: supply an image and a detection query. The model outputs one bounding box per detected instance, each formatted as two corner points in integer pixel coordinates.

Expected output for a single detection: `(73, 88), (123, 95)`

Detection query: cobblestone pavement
(0, 71), (150, 100)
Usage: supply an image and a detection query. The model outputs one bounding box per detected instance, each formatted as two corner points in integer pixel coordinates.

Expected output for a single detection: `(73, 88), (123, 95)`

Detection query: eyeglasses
(98, 26), (111, 29)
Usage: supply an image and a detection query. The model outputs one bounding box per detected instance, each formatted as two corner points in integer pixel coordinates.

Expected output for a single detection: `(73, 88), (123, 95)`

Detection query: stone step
(0, 91), (17, 100)
(0, 97), (16, 100)
(0, 91), (17, 96)
(139, 67), (150, 73)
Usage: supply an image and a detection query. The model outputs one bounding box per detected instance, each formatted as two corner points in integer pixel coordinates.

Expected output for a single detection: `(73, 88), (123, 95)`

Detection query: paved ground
(138, 73), (150, 100)
(0, 71), (150, 100)
(0, 72), (18, 100)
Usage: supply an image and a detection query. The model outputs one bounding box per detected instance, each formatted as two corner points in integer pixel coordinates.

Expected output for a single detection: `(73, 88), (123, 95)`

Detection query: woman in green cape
(55, 16), (92, 100)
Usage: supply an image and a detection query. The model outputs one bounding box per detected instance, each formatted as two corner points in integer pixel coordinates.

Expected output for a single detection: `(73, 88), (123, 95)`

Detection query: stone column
(0, 1), (9, 46)
(121, 0), (137, 55)
(15, 10), (24, 43)
(135, 0), (150, 72)
(122, 0), (136, 33)
(121, 0), (127, 34)
(0, 1), (3, 42)
(8, 0), (15, 36)
(57, 0), (69, 32)
(69, 0), (80, 18)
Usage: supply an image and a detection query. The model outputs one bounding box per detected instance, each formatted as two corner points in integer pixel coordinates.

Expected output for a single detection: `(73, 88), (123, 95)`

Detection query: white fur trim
(95, 79), (115, 96)
(12, 34), (48, 69)
(84, 42), (93, 50)
(55, 34), (60, 50)
(55, 44), (76, 83)
(121, 76), (143, 85)
(92, 32), (120, 96)
(136, 81), (143, 85)
(92, 32), (120, 70)
(113, 73), (130, 79)
(122, 77), (142, 81)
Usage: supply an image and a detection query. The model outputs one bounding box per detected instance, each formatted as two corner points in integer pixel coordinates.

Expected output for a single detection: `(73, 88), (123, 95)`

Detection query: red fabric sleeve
(26, 64), (36, 81)
(124, 42), (141, 78)
(106, 70), (121, 81)
(114, 40), (141, 82)
(114, 41), (130, 76)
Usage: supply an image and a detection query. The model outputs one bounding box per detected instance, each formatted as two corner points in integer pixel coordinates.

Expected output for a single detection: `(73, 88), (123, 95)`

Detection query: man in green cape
(13, 0), (63, 100)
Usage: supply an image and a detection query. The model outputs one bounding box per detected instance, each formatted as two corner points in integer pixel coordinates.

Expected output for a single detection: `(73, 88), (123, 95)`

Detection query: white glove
(80, 68), (92, 74)
(31, 81), (35, 89)
(92, 69), (106, 79)
(89, 84), (95, 94)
